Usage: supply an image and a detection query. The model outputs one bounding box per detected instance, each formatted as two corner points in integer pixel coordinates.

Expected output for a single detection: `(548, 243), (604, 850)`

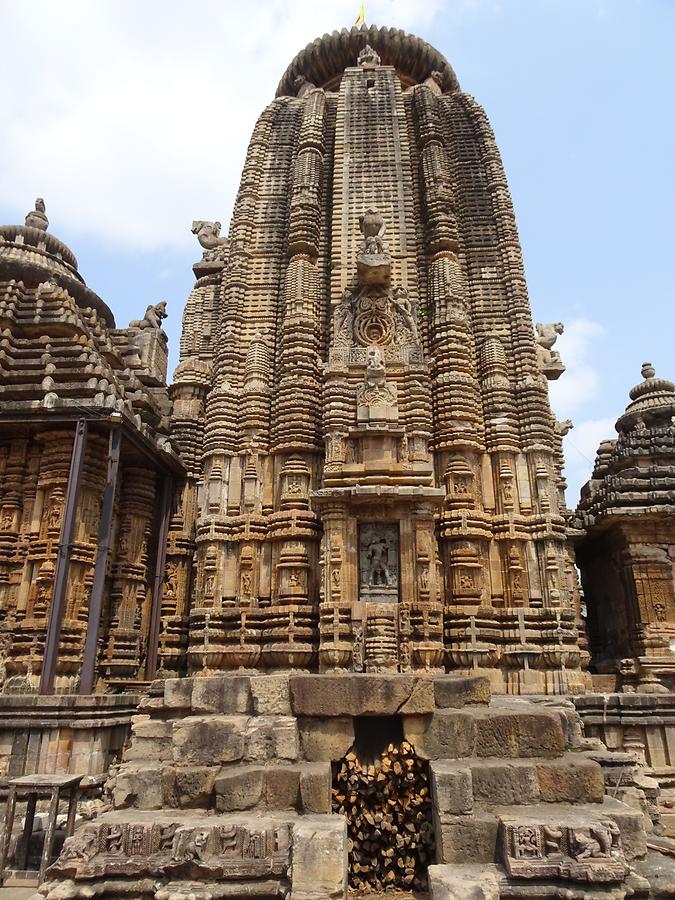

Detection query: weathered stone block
(131, 716), (172, 740)
(473, 710), (565, 758)
(290, 815), (348, 899)
(214, 766), (264, 811)
(536, 757), (605, 804)
(171, 766), (217, 808)
(113, 765), (163, 809)
(435, 813), (498, 864)
(404, 710), (476, 759)
(471, 760), (540, 806)
(265, 766), (301, 809)
(172, 715), (245, 765)
(429, 761), (473, 816)
(164, 678), (193, 710)
(434, 676), (491, 709)
(191, 675), (252, 714)
(300, 762), (332, 813)
(244, 716), (299, 761)
(499, 811), (630, 881)
(251, 674), (292, 715)
(428, 864), (500, 900)
(298, 717), (355, 761)
(290, 674), (434, 717)
(604, 799), (648, 861)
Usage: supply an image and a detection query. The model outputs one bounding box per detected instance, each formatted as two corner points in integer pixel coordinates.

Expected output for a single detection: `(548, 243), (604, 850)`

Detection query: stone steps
(427, 863), (651, 899)
(430, 754), (605, 811)
(41, 674), (652, 899)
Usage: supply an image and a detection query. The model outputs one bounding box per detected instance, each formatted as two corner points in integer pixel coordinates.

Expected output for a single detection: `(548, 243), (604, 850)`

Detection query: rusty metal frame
(79, 415), (122, 694)
(39, 417), (88, 694)
(145, 475), (172, 681)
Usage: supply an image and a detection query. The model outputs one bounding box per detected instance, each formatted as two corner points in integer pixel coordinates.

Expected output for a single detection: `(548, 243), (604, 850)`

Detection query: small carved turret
(25, 197), (49, 231)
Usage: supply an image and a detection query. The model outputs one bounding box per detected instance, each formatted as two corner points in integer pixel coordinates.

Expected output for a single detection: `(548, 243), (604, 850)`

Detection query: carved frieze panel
(500, 818), (628, 883)
(52, 819), (292, 880)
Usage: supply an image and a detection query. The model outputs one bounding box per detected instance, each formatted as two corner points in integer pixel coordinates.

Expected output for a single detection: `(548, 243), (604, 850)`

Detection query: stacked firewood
(332, 741), (435, 892)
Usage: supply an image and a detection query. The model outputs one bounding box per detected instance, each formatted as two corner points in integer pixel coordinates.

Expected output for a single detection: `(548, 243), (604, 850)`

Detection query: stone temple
(0, 24), (675, 900)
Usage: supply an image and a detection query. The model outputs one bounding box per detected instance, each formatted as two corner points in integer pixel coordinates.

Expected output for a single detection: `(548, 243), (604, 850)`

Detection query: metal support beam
(79, 415), (122, 695)
(39, 418), (88, 695)
(145, 476), (172, 681)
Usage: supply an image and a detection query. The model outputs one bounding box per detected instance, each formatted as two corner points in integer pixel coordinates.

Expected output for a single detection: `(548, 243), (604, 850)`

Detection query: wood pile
(332, 740), (435, 892)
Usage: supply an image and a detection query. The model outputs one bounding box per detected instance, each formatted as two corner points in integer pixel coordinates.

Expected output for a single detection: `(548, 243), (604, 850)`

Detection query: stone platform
(37, 674), (654, 899)
(0, 693), (138, 782)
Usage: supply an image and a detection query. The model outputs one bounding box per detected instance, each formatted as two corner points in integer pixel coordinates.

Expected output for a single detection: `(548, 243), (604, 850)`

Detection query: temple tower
(175, 26), (588, 693)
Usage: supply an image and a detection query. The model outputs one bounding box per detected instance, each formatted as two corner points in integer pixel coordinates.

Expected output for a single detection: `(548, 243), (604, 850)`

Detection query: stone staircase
(37, 674), (660, 898)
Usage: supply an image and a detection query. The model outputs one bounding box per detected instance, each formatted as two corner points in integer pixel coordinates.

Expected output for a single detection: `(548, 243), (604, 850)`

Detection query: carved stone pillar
(101, 466), (156, 685)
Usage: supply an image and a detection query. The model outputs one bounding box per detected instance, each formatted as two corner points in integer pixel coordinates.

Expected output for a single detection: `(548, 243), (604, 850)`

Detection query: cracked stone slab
(289, 674), (434, 717)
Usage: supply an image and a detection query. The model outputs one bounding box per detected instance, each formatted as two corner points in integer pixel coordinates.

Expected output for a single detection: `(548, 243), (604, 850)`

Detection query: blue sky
(1, 0), (673, 503)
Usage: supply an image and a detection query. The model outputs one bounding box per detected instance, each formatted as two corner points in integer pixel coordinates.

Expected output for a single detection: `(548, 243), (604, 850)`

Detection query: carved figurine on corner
(191, 219), (229, 261)
(293, 73), (317, 98)
(131, 301), (167, 331)
(535, 321), (565, 379)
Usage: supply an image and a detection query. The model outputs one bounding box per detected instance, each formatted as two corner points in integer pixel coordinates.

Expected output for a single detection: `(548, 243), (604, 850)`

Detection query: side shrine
(0, 24), (674, 900)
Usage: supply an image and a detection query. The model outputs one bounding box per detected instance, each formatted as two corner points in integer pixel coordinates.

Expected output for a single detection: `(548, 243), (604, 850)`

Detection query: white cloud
(561, 417), (615, 506)
(548, 318), (606, 416)
(0, 0), (446, 250)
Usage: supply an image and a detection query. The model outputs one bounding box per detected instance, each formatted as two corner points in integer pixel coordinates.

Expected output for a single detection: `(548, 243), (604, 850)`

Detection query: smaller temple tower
(0, 200), (182, 693)
(574, 363), (675, 693)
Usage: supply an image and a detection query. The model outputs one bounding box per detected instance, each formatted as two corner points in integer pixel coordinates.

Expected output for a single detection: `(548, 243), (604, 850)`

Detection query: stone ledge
(289, 674), (435, 716)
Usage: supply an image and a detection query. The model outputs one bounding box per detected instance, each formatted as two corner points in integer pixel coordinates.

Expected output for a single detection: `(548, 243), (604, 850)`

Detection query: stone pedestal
(39, 674), (650, 898)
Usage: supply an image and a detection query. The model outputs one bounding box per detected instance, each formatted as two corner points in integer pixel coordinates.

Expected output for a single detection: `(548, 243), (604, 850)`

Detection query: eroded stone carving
(191, 219), (229, 261)
(535, 321), (565, 379)
(357, 44), (381, 68)
(356, 346), (398, 423)
(25, 197), (49, 230)
(500, 818), (629, 882)
(130, 301), (167, 331)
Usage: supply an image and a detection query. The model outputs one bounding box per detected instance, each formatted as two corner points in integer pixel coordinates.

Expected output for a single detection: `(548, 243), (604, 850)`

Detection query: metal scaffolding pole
(79, 414), (122, 694)
(145, 476), (172, 681)
(39, 417), (88, 695)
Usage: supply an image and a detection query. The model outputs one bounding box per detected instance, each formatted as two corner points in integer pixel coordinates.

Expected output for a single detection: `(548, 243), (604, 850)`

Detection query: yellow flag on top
(355, 2), (366, 26)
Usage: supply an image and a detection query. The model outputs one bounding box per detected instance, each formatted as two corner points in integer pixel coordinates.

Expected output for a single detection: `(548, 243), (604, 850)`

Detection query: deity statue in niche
(358, 524), (399, 603)
(368, 539), (391, 587)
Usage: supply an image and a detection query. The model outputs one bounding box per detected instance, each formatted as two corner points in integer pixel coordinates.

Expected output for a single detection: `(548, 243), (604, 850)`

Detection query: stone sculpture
(191, 219), (228, 261)
(130, 300), (167, 330)
(357, 44), (381, 68)
(25, 197), (49, 230)
(535, 321), (565, 378)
